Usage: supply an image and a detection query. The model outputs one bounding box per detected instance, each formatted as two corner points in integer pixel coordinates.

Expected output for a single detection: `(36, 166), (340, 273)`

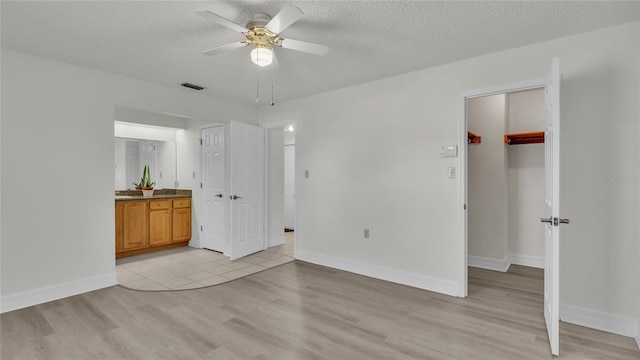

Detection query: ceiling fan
(197, 5), (329, 67)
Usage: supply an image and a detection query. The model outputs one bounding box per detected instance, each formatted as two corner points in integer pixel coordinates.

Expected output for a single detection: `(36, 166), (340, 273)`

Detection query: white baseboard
(560, 303), (639, 344)
(0, 272), (118, 314)
(468, 253), (544, 272)
(507, 253), (544, 269)
(295, 250), (459, 297)
(468, 255), (510, 272)
(268, 235), (286, 247)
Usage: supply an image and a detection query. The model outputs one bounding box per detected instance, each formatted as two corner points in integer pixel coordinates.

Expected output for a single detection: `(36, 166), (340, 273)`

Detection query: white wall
(267, 128), (285, 246)
(0, 49), (255, 312)
(507, 89), (545, 260)
(468, 94), (508, 263)
(114, 137), (127, 189)
(259, 22), (640, 325)
(156, 140), (176, 189)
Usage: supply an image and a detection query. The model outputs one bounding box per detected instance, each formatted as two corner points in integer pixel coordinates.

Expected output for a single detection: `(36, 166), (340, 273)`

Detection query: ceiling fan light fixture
(250, 44), (273, 67)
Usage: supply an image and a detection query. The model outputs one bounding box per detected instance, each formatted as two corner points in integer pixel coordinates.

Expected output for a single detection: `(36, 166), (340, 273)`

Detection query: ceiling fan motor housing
(246, 13), (271, 29)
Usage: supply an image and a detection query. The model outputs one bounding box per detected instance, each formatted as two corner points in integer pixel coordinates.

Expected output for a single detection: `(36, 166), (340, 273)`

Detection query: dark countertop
(115, 189), (192, 202)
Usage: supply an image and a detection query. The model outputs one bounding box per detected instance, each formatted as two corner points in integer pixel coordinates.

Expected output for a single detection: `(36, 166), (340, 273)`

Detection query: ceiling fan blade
(265, 5), (303, 34)
(202, 42), (247, 56)
(197, 10), (248, 33)
(279, 38), (329, 56)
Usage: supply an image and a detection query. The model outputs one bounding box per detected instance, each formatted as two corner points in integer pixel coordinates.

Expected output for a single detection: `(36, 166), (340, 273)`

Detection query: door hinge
(200, 225), (203, 231)
(200, 139), (203, 145)
(200, 182), (203, 188)
(464, 204), (467, 210)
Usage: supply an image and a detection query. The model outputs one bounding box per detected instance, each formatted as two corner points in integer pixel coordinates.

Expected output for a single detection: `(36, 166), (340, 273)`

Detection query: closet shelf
(504, 131), (544, 145)
(468, 131), (482, 144)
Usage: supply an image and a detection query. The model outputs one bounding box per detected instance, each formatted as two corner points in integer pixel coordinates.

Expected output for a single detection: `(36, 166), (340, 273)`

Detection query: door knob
(230, 195), (242, 200)
(540, 217), (571, 226)
(215, 193), (223, 198)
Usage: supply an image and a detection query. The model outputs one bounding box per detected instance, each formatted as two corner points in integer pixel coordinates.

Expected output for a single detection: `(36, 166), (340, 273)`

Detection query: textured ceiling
(2, 1), (640, 105)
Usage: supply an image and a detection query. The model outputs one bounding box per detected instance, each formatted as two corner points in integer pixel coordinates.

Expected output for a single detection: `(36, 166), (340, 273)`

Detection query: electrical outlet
(448, 167), (456, 179)
(364, 228), (370, 239)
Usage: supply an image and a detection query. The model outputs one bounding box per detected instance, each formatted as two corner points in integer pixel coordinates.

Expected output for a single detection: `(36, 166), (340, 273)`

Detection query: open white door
(541, 57), (568, 356)
(201, 126), (226, 252)
(229, 121), (265, 260)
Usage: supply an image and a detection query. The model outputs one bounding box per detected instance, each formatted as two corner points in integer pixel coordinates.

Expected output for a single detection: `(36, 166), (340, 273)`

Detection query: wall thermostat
(440, 145), (458, 158)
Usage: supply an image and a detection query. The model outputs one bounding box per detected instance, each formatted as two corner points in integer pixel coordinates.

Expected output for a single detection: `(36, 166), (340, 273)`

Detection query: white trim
(458, 77), (549, 298)
(199, 122), (225, 130)
(0, 273), (117, 314)
(508, 253), (544, 269)
(268, 235), (286, 247)
(560, 303), (639, 342)
(458, 92), (468, 297)
(468, 255), (510, 272)
(468, 253), (545, 272)
(636, 321), (640, 349)
(296, 250), (459, 297)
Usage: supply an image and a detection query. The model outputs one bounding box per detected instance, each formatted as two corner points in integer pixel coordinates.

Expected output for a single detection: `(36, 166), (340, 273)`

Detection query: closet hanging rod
(504, 131), (544, 145)
(468, 131), (482, 144)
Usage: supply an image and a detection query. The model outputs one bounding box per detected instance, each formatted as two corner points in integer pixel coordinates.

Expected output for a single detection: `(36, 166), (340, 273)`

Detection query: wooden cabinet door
(115, 202), (124, 253)
(149, 200), (171, 246)
(122, 201), (148, 250)
(173, 207), (191, 242)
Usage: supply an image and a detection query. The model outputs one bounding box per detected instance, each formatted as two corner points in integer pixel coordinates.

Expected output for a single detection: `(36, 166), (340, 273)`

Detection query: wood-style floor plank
(1, 262), (638, 359)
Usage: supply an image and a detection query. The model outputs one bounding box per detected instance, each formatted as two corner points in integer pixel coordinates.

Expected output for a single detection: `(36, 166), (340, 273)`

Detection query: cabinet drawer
(149, 200), (171, 210)
(173, 198), (191, 209)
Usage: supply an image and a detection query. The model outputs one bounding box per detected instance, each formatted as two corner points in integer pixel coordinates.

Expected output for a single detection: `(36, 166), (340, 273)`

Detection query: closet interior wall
(468, 89), (545, 269)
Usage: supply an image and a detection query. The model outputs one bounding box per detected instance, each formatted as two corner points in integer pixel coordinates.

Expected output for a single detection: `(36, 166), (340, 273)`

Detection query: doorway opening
(266, 123), (297, 258)
(458, 77), (548, 297)
(459, 59), (562, 355)
(465, 89), (546, 325)
(466, 89), (545, 278)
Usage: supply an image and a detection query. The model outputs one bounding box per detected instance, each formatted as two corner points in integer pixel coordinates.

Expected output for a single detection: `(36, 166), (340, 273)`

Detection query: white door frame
(457, 77), (548, 297)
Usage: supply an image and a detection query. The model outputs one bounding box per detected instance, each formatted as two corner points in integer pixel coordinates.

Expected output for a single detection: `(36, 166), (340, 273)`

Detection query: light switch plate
(440, 145), (458, 158)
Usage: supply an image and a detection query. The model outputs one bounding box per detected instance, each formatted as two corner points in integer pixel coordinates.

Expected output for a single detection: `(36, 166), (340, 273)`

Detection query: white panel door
(229, 121), (265, 260)
(541, 57), (566, 356)
(284, 144), (296, 230)
(201, 126), (226, 252)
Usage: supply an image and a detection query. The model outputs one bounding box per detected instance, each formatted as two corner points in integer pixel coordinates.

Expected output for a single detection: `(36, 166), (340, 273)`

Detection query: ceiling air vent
(181, 82), (206, 91)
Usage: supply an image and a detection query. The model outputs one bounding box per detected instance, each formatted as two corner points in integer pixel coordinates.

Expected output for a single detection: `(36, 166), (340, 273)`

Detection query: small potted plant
(133, 165), (155, 197)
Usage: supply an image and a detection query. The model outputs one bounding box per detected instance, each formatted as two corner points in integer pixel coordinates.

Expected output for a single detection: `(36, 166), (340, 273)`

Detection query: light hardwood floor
(1, 263), (638, 359)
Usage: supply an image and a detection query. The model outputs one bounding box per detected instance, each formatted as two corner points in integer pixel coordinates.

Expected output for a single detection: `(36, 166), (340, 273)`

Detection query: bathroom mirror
(114, 138), (176, 190)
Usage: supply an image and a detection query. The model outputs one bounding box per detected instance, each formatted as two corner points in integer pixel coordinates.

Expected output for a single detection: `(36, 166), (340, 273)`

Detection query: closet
(467, 88), (546, 270)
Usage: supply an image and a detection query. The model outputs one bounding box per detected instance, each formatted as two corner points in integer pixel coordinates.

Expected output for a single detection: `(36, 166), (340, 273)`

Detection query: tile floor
(116, 232), (294, 291)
